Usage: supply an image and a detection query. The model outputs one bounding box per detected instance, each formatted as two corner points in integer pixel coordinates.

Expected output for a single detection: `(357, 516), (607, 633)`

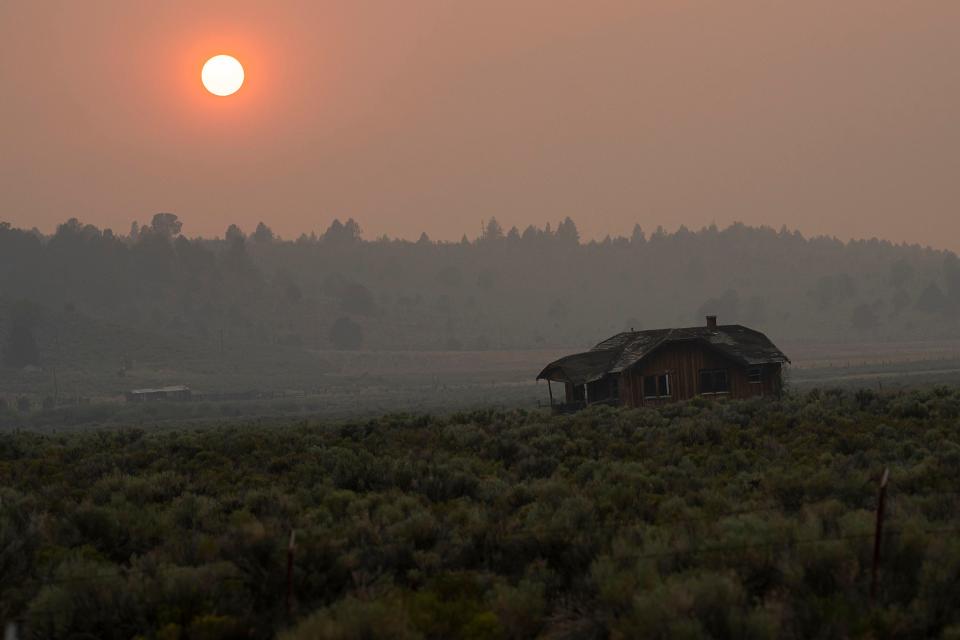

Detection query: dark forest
(2, 215), (959, 364)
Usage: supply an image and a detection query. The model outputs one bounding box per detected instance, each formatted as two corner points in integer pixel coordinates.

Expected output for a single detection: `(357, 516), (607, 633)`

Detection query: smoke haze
(2, 1), (959, 248)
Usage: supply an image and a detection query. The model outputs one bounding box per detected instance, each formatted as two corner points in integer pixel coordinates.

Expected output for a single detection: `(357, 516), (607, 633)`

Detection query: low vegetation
(3, 388), (960, 638)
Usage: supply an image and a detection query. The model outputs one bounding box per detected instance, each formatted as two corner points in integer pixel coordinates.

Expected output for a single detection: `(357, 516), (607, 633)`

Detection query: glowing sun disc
(202, 55), (244, 96)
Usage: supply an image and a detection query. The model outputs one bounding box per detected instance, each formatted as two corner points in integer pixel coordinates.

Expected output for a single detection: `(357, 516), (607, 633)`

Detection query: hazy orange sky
(1, 1), (958, 248)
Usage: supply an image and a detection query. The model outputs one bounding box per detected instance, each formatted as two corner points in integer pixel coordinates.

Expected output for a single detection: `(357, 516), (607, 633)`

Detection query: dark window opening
(747, 366), (762, 384)
(643, 374), (670, 398)
(569, 383), (585, 403)
(585, 375), (621, 404)
(699, 369), (730, 394)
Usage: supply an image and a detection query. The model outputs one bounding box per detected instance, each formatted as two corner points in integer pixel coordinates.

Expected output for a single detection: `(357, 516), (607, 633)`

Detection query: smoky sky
(1, 1), (958, 249)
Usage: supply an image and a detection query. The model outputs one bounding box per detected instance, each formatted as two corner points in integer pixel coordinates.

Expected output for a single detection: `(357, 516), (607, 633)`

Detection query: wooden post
(870, 467), (889, 604)
(546, 380), (554, 407)
(286, 530), (296, 617)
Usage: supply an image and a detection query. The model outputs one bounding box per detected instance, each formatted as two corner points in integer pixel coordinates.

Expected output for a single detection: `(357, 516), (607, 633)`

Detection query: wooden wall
(619, 341), (782, 407)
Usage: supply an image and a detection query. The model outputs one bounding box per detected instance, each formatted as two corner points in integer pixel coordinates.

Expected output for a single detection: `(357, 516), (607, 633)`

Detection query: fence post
(870, 467), (890, 604)
(286, 530), (296, 618)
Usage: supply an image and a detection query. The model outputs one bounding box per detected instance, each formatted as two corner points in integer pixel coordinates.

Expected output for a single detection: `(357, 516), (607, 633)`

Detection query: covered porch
(536, 350), (621, 412)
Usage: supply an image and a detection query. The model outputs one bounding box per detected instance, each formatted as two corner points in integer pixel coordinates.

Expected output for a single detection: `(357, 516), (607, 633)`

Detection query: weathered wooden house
(537, 316), (789, 410)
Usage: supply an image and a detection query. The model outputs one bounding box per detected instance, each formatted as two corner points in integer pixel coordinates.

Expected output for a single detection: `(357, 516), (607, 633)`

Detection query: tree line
(2, 214), (959, 367)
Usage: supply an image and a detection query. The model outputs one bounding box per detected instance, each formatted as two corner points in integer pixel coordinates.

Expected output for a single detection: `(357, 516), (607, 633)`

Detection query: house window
(643, 374), (670, 398)
(747, 366), (762, 384)
(699, 369), (730, 394)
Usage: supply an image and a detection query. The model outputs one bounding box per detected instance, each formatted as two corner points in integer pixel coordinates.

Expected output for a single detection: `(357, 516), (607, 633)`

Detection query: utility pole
(870, 467), (890, 604)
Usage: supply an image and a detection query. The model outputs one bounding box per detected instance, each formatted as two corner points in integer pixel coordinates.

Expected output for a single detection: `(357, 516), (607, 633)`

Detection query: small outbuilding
(537, 316), (789, 410)
(125, 385), (193, 403)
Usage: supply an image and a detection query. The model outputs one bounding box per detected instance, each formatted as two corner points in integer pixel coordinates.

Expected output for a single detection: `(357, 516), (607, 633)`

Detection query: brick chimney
(706, 315), (718, 330)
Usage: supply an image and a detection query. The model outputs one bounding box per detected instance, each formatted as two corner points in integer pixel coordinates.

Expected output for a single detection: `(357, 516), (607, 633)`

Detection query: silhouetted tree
(481, 218), (504, 242)
(252, 222), (275, 244)
(225, 224), (245, 244)
(556, 217), (580, 245)
(151, 213), (182, 239)
(222, 225), (259, 280)
(324, 219), (362, 244)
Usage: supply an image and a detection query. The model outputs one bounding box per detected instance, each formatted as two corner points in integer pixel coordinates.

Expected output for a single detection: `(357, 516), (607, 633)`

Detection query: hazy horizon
(5, 216), (959, 254)
(7, 4), (960, 637)
(3, 1), (959, 250)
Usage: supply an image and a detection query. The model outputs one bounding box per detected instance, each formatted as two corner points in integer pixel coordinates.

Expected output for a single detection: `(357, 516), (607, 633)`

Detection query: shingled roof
(537, 324), (789, 385)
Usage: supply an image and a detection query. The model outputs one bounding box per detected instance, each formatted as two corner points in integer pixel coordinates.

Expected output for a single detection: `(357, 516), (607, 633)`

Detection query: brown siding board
(621, 341), (781, 407)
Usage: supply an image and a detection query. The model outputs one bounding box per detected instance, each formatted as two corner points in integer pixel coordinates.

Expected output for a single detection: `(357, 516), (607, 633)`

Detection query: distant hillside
(2, 216), (959, 358)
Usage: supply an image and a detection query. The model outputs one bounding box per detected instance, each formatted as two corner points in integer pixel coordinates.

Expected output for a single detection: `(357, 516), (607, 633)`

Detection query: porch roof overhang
(536, 350), (618, 386)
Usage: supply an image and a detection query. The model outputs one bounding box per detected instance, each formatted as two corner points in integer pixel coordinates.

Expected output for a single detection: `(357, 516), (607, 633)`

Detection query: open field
(5, 339), (960, 429)
(4, 390), (960, 638)
(0, 336), (960, 417)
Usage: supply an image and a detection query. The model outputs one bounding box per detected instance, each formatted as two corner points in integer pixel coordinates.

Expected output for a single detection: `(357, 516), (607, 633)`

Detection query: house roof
(537, 324), (789, 385)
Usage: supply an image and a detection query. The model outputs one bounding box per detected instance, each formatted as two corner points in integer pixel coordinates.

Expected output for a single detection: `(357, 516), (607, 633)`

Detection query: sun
(202, 55), (244, 96)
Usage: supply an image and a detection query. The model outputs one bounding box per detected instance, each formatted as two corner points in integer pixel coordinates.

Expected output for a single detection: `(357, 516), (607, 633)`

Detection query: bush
(5, 389), (960, 638)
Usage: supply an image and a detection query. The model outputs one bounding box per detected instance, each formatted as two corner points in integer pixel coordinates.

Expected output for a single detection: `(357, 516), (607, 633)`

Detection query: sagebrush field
(3, 388), (960, 639)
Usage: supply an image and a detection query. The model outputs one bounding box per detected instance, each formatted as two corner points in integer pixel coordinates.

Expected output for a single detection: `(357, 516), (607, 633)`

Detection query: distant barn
(125, 385), (193, 403)
(537, 316), (789, 410)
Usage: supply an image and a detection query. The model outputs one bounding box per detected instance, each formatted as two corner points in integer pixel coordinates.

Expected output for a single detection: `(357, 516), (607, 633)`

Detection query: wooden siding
(619, 341), (781, 407)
